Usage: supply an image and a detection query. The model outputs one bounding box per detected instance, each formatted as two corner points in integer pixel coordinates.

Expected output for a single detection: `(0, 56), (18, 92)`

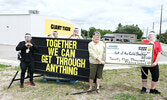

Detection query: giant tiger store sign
(32, 37), (91, 81)
(45, 19), (74, 35)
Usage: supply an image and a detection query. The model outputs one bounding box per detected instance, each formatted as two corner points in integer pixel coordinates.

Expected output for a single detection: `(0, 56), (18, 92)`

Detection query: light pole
(146, 27), (149, 39)
(159, 5), (163, 42)
(152, 22), (154, 31)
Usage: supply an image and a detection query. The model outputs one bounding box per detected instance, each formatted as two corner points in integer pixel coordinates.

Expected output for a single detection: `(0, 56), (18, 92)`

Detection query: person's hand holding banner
(152, 62), (158, 67)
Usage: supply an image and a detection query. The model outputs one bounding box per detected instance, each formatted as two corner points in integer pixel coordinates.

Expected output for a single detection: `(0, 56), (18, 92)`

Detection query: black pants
(141, 64), (159, 82)
(20, 61), (34, 84)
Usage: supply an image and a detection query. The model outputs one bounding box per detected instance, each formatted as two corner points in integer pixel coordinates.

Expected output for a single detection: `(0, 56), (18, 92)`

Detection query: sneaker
(140, 87), (147, 94)
(29, 82), (35, 86)
(149, 89), (161, 94)
(20, 84), (25, 88)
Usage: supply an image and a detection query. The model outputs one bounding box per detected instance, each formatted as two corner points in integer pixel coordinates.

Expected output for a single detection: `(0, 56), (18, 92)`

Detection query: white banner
(105, 43), (154, 66)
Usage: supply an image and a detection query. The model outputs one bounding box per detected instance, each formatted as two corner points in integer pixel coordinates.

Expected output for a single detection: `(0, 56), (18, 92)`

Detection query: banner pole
(8, 71), (19, 89)
(66, 89), (99, 95)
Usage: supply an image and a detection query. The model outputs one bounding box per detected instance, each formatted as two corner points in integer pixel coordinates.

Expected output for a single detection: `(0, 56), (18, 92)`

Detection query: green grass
(12, 67), (21, 71)
(0, 64), (10, 68)
(0, 64), (167, 100)
(0, 64), (11, 71)
(136, 39), (142, 43)
(0, 64), (20, 71)
(112, 93), (138, 100)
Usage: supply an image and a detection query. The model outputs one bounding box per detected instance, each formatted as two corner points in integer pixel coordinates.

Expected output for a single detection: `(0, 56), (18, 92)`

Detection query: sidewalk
(0, 44), (167, 70)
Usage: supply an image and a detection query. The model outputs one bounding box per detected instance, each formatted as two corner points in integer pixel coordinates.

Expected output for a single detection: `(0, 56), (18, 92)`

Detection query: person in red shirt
(141, 31), (162, 94)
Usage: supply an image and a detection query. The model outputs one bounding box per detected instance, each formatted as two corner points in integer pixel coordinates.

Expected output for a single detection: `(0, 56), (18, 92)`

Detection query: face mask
(25, 35), (32, 42)
(148, 34), (156, 41)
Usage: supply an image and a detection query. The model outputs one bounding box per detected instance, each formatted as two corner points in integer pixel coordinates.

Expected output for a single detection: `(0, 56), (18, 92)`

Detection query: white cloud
(0, 0), (167, 36)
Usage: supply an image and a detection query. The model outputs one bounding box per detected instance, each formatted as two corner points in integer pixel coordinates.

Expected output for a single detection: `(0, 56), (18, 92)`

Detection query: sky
(0, 0), (167, 37)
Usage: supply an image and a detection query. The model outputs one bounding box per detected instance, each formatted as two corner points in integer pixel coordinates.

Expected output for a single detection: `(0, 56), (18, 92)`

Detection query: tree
(81, 29), (88, 38)
(157, 30), (167, 44)
(114, 23), (143, 39)
(88, 27), (113, 38)
(89, 27), (96, 38)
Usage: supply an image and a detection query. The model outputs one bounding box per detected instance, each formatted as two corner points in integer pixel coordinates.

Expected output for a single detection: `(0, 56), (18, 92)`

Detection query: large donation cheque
(105, 42), (154, 66)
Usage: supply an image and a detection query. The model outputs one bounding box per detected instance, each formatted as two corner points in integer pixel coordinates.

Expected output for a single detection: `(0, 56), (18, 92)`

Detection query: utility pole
(142, 28), (145, 38)
(146, 27), (149, 39)
(159, 5), (163, 42)
(152, 22), (154, 31)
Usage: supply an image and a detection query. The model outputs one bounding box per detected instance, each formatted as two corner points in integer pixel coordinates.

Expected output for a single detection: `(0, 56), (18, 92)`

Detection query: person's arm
(102, 43), (106, 64)
(98, 42), (105, 65)
(68, 34), (74, 39)
(78, 35), (83, 39)
(31, 43), (38, 51)
(96, 58), (105, 65)
(88, 43), (105, 64)
(28, 41), (38, 54)
(16, 42), (27, 51)
(152, 52), (161, 67)
(88, 43), (98, 60)
(152, 42), (162, 67)
(33, 43), (38, 51)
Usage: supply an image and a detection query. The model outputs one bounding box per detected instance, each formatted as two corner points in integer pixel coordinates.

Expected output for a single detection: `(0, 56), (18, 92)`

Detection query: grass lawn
(0, 64), (10, 68)
(0, 64), (167, 100)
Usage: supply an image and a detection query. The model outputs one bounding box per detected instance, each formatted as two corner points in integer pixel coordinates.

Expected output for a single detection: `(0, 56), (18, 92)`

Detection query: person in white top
(68, 28), (83, 39)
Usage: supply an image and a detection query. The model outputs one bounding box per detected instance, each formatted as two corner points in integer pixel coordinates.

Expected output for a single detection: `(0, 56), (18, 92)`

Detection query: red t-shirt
(142, 40), (162, 63)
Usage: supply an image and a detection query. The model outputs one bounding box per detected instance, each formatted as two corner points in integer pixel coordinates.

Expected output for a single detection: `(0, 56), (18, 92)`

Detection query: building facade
(103, 33), (137, 43)
(0, 11), (80, 45)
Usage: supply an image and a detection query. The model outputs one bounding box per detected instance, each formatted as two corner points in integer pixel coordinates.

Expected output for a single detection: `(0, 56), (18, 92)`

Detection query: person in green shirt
(87, 31), (105, 93)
